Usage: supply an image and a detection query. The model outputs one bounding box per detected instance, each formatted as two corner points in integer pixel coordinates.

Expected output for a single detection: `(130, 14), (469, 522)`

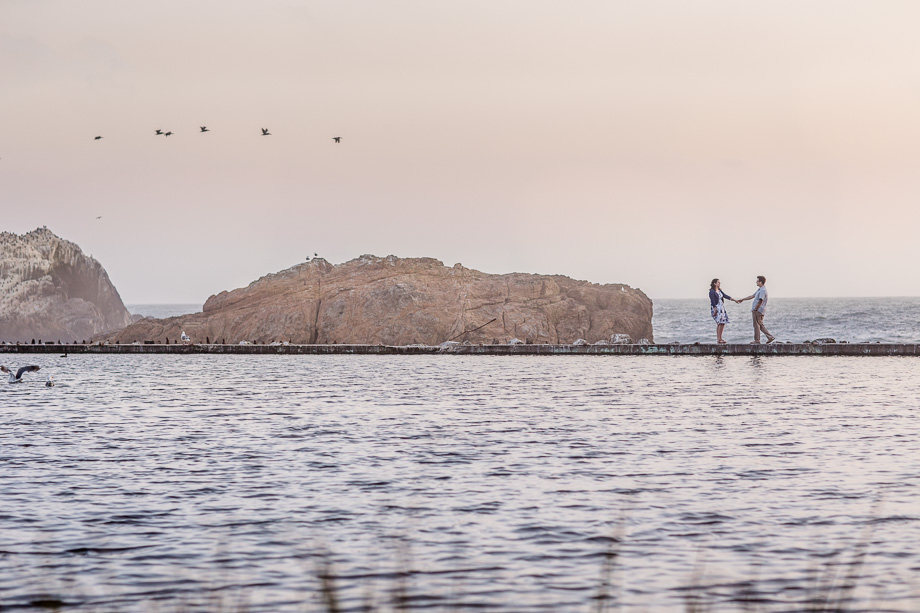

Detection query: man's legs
(753, 311), (773, 343)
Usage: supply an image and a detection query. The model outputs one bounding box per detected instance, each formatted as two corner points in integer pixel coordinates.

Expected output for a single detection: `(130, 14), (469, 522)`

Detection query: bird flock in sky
(91, 128), (342, 142)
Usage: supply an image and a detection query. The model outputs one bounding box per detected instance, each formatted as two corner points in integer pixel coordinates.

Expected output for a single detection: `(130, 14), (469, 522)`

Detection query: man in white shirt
(740, 276), (775, 344)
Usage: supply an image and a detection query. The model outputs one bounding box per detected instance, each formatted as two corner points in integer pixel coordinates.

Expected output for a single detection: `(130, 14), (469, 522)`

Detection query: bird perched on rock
(94, 136), (102, 140)
(200, 126), (209, 132)
(1, 365), (40, 384)
(155, 129), (163, 135)
(45, 376), (55, 387)
(261, 128), (271, 136)
(332, 137), (341, 143)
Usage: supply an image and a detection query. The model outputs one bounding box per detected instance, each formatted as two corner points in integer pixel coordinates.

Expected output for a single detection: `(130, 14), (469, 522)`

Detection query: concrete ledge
(1, 343), (918, 356)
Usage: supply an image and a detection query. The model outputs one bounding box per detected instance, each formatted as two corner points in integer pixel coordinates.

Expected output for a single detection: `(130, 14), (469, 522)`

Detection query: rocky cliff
(107, 255), (653, 345)
(0, 227), (134, 342)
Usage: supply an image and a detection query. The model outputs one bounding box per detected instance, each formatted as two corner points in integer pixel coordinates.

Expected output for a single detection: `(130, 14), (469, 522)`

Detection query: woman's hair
(710, 278), (719, 290)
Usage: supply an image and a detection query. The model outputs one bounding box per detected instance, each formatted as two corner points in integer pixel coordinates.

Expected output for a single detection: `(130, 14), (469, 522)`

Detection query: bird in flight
(333, 137), (341, 143)
(261, 128), (271, 136)
(96, 216), (102, 220)
(155, 129), (163, 135)
(200, 126), (209, 132)
(1, 365), (40, 384)
(94, 136), (102, 140)
(164, 131), (173, 137)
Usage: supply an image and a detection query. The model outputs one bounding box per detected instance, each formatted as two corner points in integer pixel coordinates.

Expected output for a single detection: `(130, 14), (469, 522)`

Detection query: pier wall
(1, 343), (919, 356)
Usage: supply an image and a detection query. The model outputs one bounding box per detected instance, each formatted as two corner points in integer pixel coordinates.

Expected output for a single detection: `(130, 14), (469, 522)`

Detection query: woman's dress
(710, 288), (732, 324)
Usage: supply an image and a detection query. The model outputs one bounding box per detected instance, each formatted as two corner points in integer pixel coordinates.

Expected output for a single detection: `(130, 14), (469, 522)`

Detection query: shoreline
(2, 342), (919, 356)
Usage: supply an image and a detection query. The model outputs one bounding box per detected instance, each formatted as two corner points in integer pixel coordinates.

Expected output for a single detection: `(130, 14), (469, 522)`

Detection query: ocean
(128, 297), (920, 344)
(652, 297), (920, 344)
(0, 299), (918, 611)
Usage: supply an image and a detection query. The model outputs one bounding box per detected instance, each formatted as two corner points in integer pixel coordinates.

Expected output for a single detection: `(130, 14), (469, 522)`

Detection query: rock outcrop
(0, 227), (134, 342)
(107, 255), (653, 345)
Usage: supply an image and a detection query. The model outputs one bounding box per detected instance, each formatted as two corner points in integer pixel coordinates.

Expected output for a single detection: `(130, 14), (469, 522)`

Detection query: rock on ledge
(0, 227), (134, 342)
(106, 255), (653, 345)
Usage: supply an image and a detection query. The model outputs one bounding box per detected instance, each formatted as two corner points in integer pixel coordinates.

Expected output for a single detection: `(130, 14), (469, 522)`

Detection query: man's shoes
(766, 336), (776, 344)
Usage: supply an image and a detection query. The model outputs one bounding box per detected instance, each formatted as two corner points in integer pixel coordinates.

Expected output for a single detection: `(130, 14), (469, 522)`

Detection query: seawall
(2, 343), (919, 356)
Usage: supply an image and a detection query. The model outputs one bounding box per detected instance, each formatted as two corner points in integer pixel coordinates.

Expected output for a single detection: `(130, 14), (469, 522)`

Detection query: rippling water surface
(3, 354), (920, 611)
(654, 297), (920, 344)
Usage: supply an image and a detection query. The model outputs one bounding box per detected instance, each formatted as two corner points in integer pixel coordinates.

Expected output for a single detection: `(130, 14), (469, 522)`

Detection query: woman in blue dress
(709, 278), (740, 344)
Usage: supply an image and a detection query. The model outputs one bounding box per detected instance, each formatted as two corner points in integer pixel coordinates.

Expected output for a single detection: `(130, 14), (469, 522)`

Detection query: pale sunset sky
(3, 1), (920, 303)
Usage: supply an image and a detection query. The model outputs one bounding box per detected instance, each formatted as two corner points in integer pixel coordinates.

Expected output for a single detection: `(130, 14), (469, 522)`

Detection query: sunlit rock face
(0, 227), (134, 342)
(107, 255), (653, 345)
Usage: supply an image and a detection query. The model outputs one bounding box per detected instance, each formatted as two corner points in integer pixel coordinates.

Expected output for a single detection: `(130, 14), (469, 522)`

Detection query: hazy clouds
(3, 1), (920, 302)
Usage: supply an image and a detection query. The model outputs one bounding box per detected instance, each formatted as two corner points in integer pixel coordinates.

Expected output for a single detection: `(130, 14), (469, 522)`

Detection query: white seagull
(180, 331), (191, 343)
(1, 365), (41, 384)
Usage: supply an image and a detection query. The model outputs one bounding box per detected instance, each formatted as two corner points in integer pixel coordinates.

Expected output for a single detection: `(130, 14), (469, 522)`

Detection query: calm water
(127, 304), (201, 319)
(2, 354), (920, 611)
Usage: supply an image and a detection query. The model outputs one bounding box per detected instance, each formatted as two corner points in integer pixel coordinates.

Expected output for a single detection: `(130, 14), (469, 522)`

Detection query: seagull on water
(45, 376), (55, 387)
(200, 126), (209, 132)
(261, 128), (271, 136)
(1, 365), (40, 384)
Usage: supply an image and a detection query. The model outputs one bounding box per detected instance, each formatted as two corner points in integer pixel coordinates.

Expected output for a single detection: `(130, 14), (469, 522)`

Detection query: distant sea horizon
(128, 297), (920, 344)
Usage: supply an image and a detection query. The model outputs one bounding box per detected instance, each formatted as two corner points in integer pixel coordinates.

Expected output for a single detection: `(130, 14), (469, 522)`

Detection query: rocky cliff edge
(106, 255), (653, 345)
(0, 227), (134, 342)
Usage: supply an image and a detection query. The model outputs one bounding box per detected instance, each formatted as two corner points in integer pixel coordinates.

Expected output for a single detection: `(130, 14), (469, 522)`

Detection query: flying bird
(155, 129), (163, 135)
(164, 131), (173, 137)
(94, 136), (102, 140)
(332, 137), (341, 143)
(261, 128), (271, 136)
(95, 216), (102, 220)
(200, 126), (209, 132)
(1, 365), (40, 384)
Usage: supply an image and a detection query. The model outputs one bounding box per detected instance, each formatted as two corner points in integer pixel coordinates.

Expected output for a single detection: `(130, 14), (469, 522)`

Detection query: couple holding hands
(709, 276), (775, 345)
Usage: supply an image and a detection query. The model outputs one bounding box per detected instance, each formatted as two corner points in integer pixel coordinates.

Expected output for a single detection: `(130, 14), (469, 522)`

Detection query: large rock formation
(0, 227), (134, 342)
(107, 255), (653, 345)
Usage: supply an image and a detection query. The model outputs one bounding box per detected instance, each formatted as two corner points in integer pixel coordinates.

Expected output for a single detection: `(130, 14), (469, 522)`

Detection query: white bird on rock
(1, 365), (41, 384)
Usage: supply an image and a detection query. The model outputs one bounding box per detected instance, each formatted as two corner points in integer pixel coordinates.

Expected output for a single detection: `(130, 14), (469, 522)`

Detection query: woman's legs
(716, 323), (725, 343)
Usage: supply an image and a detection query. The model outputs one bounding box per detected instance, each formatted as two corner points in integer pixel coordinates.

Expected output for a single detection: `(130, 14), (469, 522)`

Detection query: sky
(4, 0), (920, 303)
